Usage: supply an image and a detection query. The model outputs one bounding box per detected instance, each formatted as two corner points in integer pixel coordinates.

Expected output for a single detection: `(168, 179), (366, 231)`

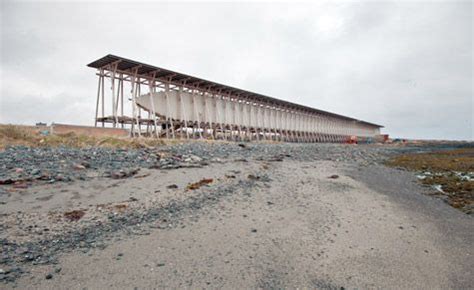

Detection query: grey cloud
(0, 1), (472, 140)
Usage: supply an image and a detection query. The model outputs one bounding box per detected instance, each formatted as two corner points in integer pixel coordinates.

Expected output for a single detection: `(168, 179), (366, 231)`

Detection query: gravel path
(0, 142), (472, 288)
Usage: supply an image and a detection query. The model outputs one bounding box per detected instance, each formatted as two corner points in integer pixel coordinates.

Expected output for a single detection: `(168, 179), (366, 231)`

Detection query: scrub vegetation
(0, 124), (166, 149)
(386, 148), (474, 213)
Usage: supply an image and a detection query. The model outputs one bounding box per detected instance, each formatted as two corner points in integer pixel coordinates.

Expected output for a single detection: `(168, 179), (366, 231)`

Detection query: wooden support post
(130, 67), (141, 137)
(237, 100), (242, 141)
(248, 101), (253, 141)
(278, 109), (283, 142)
(137, 81), (142, 134)
(115, 79), (120, 122)
(232, 97), (237, 141)
(148, 73), (159, 138)
(110, 63), (119, 128)
(101, 69), (105, 127)
(164, 83), (175, 139)
(179, 86), (189, 139)
(111, 66), (116, 128)
(214, 92), (225, 140)
(261, 104), (266, 141)
(146, 111), (151, 135)
(255, 104), (260, 141)
(94, 74), (101, 127)
(246, 101), (251, 141)
(223, 93), (228, 140)
(192, 90), (202, 139)
(203, 92), (213, 140)
(120, 73), (124, 129)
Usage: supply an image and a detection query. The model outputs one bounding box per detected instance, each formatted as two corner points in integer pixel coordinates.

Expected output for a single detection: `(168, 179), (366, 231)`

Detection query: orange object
(347, 136), (358, 144)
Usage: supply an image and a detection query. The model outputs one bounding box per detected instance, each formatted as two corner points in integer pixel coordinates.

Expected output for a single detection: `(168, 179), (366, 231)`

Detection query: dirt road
(8, 157), (473, 289)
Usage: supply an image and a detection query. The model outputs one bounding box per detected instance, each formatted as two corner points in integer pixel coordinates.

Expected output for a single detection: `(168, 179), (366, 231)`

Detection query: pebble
(73, 164), (86, 170)
(0, 142), (440, 187)
(0, 142), (456, 284)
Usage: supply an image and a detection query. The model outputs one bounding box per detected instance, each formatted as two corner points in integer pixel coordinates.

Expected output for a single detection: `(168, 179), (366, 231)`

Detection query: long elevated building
(88, 55), (383, 142)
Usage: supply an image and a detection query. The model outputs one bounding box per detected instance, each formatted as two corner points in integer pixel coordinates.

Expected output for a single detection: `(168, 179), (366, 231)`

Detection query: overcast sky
(1, 1), (472, 140)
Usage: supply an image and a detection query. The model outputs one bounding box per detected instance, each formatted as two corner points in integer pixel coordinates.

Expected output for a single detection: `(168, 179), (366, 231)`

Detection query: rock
(114, 204), (127, 211)
(64, 210), (86, 222)
(251, 229), (257, 233)
(13, 182), (28, 189)
(0, 178), (14, 185)
(187, 179), (213, 190)
(110, 168), (140, 179)
(55, 174), (66, 181)
(267, 155), (284, 162)
(167, 184), (178, 189)
(73, 164), (86, 170)
(80, 161), (91, 168)
(15, 247), (29, 255)
(328, 175), (339, 179)
(183, 154), (202, 163)
(45, 273), (53, 279)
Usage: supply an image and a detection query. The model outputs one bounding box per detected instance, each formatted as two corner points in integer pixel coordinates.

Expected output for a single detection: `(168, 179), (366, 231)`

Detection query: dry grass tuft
(187, 178), (214, 190)
(0, 125), (39, 148)
(386, 148), (474, 172)
(0, 124), (166, 149)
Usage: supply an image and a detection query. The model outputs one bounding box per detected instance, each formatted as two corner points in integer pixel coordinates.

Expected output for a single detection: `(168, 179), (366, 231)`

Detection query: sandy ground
(5, 159), (473, 289)
(2, 161), (256, 215)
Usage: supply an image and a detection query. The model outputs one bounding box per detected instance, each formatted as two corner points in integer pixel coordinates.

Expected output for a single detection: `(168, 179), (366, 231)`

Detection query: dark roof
(88, 54), (383, 128)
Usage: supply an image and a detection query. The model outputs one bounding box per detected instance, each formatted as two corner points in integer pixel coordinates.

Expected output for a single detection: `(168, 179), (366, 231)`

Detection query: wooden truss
(91, 56), (382, 142)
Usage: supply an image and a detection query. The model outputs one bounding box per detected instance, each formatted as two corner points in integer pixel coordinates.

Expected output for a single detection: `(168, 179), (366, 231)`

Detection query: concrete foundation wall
(52, 123), (128, 137)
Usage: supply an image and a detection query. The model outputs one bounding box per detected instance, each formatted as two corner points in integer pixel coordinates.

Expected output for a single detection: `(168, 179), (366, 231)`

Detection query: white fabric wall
(136, 91), (379, 137)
